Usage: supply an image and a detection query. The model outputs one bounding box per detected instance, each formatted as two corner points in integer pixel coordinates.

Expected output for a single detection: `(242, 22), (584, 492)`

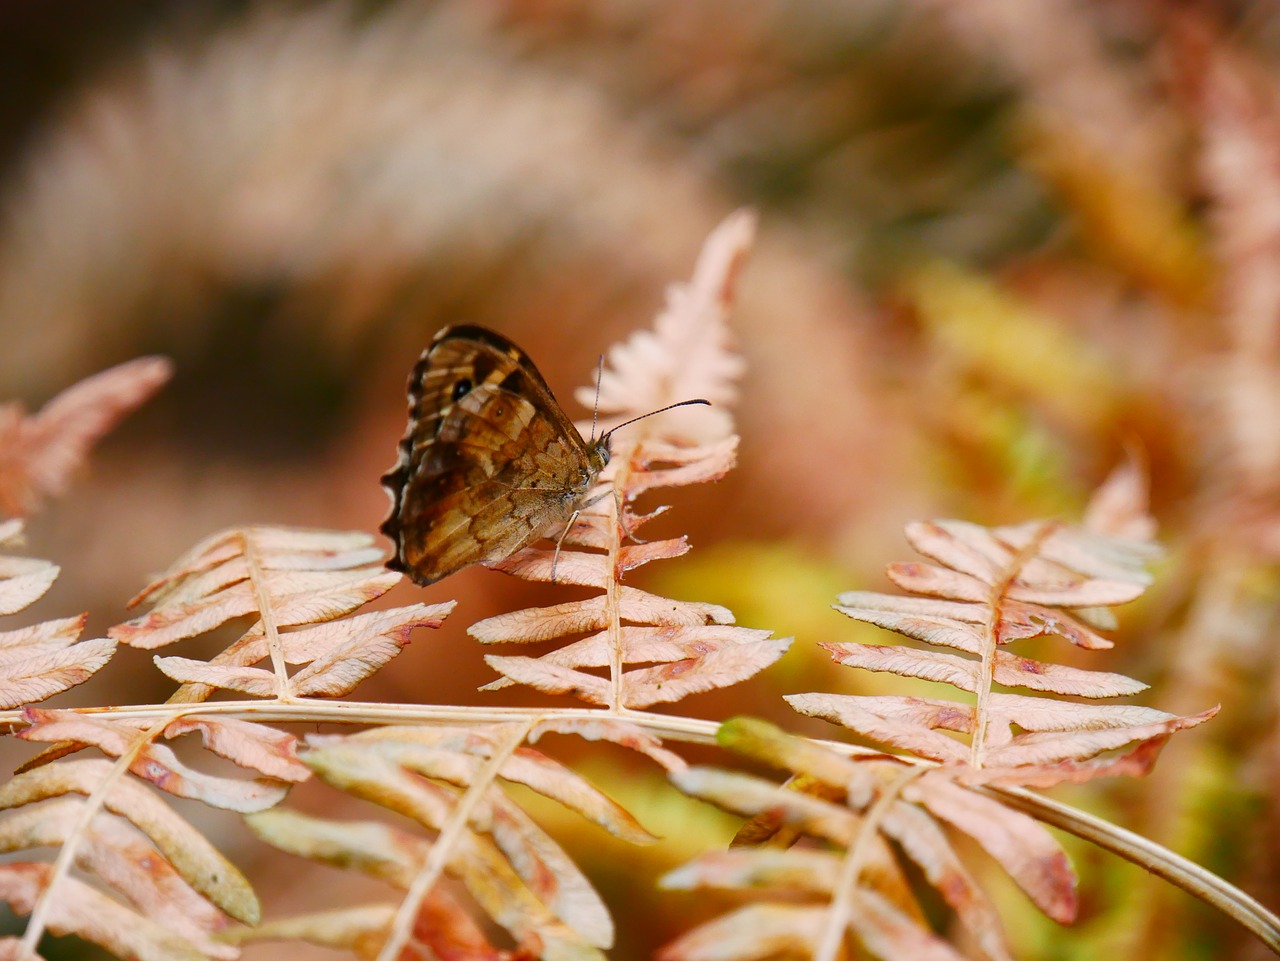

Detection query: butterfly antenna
(590, 354), (605, 444)
(600, 398), (711, 441)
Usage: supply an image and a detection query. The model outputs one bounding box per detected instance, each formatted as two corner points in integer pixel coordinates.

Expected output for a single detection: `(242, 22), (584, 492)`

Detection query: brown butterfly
(381, 325), (706, 586)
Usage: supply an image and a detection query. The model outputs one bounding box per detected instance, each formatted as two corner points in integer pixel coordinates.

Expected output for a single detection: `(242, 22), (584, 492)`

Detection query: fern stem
(815, 764), (925, 961)
(604, 481), (626, 713)
(18, 715), (172, 958)
(970, 521), (1059, 768)
(240, 529), (295, 701)
(376, 716), (537, 961)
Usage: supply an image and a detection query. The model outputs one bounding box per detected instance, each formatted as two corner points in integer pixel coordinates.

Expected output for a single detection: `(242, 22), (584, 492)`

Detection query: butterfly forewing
(381, 325), (608, 586)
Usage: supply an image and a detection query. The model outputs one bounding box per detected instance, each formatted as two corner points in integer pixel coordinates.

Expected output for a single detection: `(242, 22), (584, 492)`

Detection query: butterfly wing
(381, 325), (604, 586)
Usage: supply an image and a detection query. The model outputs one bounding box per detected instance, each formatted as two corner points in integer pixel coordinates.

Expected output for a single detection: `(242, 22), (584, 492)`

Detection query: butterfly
(381, 325), (706, 586)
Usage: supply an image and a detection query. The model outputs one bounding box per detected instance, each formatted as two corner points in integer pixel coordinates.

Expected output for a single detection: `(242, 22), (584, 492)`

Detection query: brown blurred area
(3, 2), (1280, 959)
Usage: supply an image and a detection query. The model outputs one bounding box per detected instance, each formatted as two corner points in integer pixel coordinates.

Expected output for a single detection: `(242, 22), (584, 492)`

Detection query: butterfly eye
(451, 379), (472, 402)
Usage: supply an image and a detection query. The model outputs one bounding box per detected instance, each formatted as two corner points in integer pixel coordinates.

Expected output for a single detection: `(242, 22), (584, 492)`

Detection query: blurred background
(1, 1), (1278, 959)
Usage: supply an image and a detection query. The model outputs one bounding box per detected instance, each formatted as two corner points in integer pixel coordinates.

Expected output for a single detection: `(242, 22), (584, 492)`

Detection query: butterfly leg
(549, 511), (582, 584)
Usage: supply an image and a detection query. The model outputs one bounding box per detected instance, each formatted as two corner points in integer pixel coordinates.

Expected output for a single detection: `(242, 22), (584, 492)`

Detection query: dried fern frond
(243, 720), (668, 961)
(0, 724), (263, 960)
(0, 520), (114, 709)
(661, 718), (1074, 961)
(0, 357), (172, 519)
(790, 462), (1216, 785)
(474, 211), (791, 708)
(113, 525), (452, 701)
(0, 522), (455, 959)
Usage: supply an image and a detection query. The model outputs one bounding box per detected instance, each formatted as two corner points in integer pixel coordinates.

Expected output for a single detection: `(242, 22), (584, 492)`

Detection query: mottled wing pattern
(381, 325), (608, 586)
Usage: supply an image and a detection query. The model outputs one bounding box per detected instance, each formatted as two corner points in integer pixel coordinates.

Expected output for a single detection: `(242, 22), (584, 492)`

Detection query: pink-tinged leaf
(279, 602), (452, 663)
(153, 657), (280, 696)
(1001, 600), (1113, 649)
(886, 562), (989, 601)
(0, 759), (259, 923)
(836, 605), (986, 653)
(985, 693), (1173, 732)
(909, 775), (1077, 923)
(657, 903), (825, 961)
(126, 748), (289, 814)
(661, 848), (842, 896)
(840, 695), (977, 734)
(670, 768), (859, 845)
(622, 437), (739, 497)
(482, 625), (778, 692)
(879, 800), (1012, 961)
(1006, 578), (1146, 607)
(906, 521), (1009, 583)
(112, 582), (261, 649)
(17, 712), (289, 812)
(487, 548), (609, 587)
(530, 717), (687, 773)
(629, 438), (737, 471)
(1083, 457), (1156, 541)
(0, 863), (208, 961)
(245, 807), (424, 887)
(852, 890), (972, 961)
(619, 537), (691, 572)
(18, 709), (143, 753)
(0, 356), (172, 517)
(0, 799), (236, 958)
(471, 589), (732, 644)
(471, 597), (610, 644)
(785, 692), (971, 763)
(496, 749), (656, 845)
(621, 637), (791, 707)
(484, 656), (610, 703)
(1026, 527), (1155, 586)
(958, 734), (1174, 789)
(0, 557), (59, 615)
(132, 557), (251, 612)
(617, 587), (733, 626)
(289, 602), (452, 697)
(837, 591), (989, 623)
(322, 729), (656, 845)
(237, 567), (400, 626)
(819, 642), (980, 693)
(0, 636), (114, 708)
(113, 568), (398, 649)
(482, 792), (614, 947)
(116, 755), (271, 815)
(0, 613), (86, 651)
(131, 527), (383, 608)
(983, 707), (1218, 767)
(165, 716), (309, 781)
(989, 652), (1146, 697)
